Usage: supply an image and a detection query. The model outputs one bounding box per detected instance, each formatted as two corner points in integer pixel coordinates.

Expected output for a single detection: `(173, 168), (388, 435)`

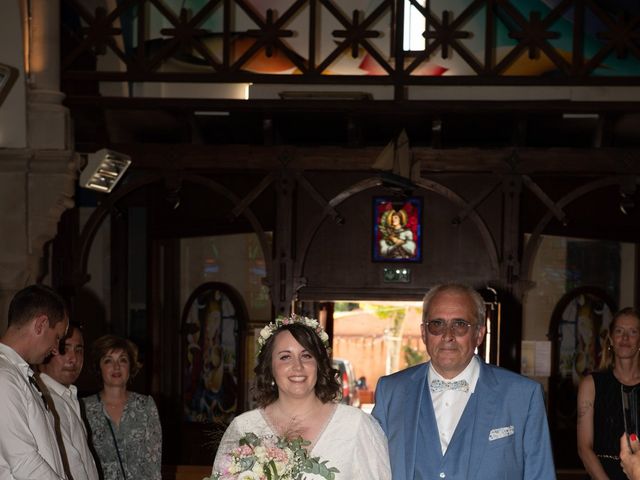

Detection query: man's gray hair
(422, 283), (486, 325)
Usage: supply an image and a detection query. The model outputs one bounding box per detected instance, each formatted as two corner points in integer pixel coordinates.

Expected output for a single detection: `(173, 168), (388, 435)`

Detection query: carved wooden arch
(293, 175), (500, 290)
(73, 173), (272, 292)
(520, 175), (640, 291)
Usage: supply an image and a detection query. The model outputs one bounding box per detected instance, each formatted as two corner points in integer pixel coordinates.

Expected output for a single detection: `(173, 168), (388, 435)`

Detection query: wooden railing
(61, 0), (640, 96)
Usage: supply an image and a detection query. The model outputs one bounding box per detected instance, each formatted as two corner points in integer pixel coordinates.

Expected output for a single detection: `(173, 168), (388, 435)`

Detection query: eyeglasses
(424, 319), (476, 337)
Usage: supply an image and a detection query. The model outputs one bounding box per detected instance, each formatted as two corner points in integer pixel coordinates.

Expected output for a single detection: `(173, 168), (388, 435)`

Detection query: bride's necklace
(273, 400), (317, 427)
(269, 401), (335, 451)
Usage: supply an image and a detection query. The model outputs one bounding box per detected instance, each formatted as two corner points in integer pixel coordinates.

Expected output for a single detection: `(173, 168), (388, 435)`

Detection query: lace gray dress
(82, 392), (162, 480)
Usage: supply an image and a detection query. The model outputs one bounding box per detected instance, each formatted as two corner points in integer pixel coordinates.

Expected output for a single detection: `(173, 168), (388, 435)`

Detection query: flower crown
(256, 313), (330, 357)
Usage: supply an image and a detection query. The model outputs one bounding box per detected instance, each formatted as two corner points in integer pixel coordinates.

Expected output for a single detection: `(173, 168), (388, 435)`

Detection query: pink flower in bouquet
(266, 445), (289, 463)
(207, 432), (339, 480)
(237, 445), (253, 456)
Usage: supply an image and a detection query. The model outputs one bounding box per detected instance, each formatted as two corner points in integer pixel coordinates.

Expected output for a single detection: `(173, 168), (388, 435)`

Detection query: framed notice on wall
(372, 196), (422, 262)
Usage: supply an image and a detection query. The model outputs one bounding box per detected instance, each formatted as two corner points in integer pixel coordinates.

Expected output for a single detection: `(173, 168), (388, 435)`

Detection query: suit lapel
(466, 360), (499, 479)
(402, 363), (429, 479)
(420, 363), (444, 455)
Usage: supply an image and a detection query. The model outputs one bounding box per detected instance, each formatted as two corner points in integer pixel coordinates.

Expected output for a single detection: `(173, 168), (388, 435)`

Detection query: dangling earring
(271, 380), (275, 387)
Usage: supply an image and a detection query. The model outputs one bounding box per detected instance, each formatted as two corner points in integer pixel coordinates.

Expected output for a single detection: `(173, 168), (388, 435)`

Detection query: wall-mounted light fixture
(80, 149), (131, 192)
(0, 63), (18, 107)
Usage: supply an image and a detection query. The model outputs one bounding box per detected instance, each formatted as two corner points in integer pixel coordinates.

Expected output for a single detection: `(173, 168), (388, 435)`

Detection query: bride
(212, 315), (391, 479)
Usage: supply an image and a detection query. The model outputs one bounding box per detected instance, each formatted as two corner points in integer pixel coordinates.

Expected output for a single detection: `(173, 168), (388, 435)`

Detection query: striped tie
(29, 374), (49, 410)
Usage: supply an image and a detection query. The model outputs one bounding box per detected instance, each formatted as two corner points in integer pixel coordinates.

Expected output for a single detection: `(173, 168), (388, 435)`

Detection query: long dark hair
(253, 323), (340, 407)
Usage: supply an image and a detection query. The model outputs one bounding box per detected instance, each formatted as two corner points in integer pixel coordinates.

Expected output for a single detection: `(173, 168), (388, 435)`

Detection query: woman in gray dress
(82, 335), (162, 480)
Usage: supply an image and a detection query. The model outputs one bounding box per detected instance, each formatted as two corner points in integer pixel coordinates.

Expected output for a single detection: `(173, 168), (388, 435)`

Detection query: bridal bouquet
(204, 432), (339, 480)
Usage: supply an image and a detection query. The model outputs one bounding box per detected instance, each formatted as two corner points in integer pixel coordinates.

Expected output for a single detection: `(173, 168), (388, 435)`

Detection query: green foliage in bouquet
(205, 432), (339, 480)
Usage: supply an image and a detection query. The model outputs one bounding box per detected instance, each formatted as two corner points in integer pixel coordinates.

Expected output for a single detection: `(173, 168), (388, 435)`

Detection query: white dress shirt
(428, 356), (480, 454)
(0, 343), (66, 479)
(39, 373), (99, 480)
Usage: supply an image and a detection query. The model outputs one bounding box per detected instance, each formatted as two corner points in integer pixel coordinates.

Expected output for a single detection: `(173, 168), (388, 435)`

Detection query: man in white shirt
(373, 283), (556, 480)
(0, 284), (69, 480)
(39, 323), (99, 480)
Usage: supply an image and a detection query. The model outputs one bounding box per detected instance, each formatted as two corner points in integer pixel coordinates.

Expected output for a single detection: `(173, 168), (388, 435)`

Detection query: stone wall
(0, 0), (75, 327)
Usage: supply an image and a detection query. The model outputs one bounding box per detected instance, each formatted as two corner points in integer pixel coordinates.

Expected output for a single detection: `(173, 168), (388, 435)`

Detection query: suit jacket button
(439, 473), (446, 478)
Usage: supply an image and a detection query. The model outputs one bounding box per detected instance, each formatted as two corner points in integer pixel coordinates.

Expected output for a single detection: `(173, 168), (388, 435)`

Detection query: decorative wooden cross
(332, 10), (380, 58)
(245, 9), (294, 58)
(597, 13), (640, 59)
(508, 11), (560, 59)
(82, 7), (121, 55)
(160, 8), (210, 57)
(423, 10), (471, 59)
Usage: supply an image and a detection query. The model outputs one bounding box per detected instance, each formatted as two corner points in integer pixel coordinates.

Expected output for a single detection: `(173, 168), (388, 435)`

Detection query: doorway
(301, 296), (501, 412)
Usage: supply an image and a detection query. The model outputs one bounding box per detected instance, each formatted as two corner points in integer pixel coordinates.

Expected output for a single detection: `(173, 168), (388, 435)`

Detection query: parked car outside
(332, 357), (360, 408)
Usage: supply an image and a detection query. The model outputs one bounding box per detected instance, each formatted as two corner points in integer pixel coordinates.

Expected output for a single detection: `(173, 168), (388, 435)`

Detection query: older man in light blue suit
(372, 283), (556, 480)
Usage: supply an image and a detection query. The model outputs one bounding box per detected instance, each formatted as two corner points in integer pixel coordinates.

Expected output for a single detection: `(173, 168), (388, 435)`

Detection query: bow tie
(430, 378), (469, 393)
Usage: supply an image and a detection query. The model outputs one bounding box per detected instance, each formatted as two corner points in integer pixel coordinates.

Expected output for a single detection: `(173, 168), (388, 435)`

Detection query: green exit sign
(383, 267), (411, 283)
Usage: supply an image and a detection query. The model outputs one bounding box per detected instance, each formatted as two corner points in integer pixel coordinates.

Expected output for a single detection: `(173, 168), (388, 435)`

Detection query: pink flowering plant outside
(204, 432), (339, 480)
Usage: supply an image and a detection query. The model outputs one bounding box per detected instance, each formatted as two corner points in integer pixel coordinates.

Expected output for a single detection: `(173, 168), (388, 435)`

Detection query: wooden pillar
(501, 173), (522, 292)
(499, 173), (523, 372)
(271, 168), (296, 315)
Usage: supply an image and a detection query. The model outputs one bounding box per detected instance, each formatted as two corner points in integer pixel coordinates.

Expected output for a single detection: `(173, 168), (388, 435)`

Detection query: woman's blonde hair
(599, 307), (640, 370)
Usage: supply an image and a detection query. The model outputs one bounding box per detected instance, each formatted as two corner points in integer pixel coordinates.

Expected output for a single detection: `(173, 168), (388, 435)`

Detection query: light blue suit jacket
(372, 358), (556, 480)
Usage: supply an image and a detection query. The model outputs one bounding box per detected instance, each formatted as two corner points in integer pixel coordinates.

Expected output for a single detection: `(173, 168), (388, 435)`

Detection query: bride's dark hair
(253, 323), (340, 407)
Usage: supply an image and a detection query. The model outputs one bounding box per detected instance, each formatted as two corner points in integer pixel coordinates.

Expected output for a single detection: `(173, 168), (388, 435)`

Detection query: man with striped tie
(373, 283), (556, 480)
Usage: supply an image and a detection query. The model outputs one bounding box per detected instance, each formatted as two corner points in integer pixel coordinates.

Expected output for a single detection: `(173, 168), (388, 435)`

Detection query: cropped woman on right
(577, 307), (640, 479)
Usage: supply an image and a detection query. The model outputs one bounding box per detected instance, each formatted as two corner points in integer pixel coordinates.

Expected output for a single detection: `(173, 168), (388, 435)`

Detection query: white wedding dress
(212, 403), (391, 479)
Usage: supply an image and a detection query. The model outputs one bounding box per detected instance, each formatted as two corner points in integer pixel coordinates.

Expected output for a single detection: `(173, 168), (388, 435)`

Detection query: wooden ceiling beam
(64, 95), (640, 115)
(86, 142), (640, 175)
